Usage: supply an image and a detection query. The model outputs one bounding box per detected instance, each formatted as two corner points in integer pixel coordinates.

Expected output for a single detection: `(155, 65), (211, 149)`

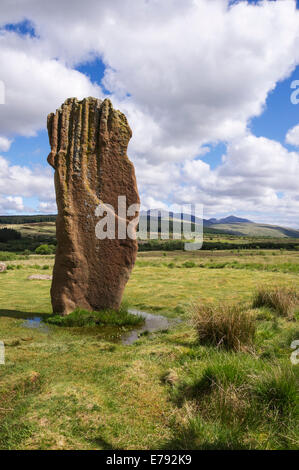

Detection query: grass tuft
(45, 304), (144, 327)
(252, 367), (297, 415)
(253, 286), (299, 317)
(169, 353), (299, 449)
(192, 303), (256, 351)
(162, 369), (179, 386)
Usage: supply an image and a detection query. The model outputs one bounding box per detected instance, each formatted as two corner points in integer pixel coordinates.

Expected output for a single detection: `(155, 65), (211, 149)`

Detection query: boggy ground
(0, 249), (298, 450)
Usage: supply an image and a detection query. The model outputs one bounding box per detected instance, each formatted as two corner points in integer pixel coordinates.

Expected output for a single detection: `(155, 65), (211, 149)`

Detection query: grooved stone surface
(47, 97), (139, 315)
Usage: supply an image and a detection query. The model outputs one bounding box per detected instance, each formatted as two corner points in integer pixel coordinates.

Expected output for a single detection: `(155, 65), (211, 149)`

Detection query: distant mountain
(139, 210), (299, 238)
(140, 211), (252, 226)
(140, 210), (203, 225)
(3, 212), (297, 240)
(206, 215), (253, 225)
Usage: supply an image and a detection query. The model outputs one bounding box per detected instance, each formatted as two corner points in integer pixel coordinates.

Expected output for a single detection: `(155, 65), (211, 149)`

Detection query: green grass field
(2, 220), (299, 253)
(0, 249), (298, 450)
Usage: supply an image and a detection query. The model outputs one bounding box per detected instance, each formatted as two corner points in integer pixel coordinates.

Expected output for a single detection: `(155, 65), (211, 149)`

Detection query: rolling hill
(1, 213), (299, 239)
(139, 212), (299, 238)
(207, 222), (299, 238)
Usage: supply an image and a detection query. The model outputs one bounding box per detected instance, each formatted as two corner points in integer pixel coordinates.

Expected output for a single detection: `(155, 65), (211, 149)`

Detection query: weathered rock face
(47, 97), (140, 315)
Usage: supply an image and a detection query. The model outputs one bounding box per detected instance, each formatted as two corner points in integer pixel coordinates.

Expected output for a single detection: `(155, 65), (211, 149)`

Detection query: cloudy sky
(1, 0), (299, 226)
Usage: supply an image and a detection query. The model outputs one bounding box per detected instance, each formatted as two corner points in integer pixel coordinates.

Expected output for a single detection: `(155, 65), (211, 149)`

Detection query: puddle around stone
(122, 309), (173, 345)
(21, 309), (175, 344)
(22, 317), (50, 333)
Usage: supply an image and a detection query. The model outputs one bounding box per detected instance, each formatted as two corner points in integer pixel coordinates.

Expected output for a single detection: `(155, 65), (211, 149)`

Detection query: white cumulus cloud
(0, 0), (299, 224)
(286, 123), (299, 147)
(0, 155), (55, 214)
(0, 195), (24, 213)
(0, 136), (12, 151)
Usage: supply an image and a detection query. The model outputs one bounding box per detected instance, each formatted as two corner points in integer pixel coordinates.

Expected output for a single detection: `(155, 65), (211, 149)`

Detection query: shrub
(192, 303), (256, 351)
(35, 244), (55, 255)
(182, 261), (196, 268)
(253, 286), (298, 317)
(0, 251), (19, 261)
(0, 228), (21, 242)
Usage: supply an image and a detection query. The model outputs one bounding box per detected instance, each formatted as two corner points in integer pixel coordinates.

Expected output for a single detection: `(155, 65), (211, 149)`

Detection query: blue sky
(1, 0), (299, 226)
(251, 66), (299, 145)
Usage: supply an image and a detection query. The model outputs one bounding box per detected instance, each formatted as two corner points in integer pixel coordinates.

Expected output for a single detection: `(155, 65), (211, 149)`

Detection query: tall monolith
(47, 97), (140, 315)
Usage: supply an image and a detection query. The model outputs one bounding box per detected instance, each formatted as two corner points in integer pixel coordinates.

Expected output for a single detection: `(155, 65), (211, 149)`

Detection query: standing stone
(0, 262), (6, 272)
(47, 97), (140, 315)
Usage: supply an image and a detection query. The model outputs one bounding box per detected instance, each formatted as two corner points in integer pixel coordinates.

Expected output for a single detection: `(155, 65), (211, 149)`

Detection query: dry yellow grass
(192, 303), (256, 351)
